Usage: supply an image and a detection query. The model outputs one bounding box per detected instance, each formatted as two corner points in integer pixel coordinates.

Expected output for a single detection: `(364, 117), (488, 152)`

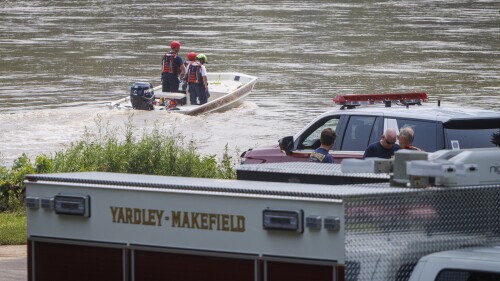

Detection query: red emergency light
(333, 92), (428, 108)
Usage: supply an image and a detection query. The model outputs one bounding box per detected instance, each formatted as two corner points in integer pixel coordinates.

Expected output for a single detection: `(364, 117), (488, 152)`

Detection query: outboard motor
(130, 82), (155, 110)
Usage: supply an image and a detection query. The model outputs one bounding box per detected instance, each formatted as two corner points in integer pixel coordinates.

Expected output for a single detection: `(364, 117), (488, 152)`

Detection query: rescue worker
(182, 52), (197, 92)
(184, 52), (198, 68)
(363, 128), (400, 159)
(309, 128), (336, 163)
(398, 127), (422, 151)
(185, 53), (209, 105)
(161, 40), (186, 93)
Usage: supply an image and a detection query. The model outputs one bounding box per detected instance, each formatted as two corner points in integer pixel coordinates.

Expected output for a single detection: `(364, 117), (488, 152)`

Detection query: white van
(409, 246), (500, 281)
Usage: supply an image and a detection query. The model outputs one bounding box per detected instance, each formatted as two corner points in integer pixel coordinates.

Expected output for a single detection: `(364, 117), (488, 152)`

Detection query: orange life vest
(187, 62), (202, 84)
(162, 52), (178, 74)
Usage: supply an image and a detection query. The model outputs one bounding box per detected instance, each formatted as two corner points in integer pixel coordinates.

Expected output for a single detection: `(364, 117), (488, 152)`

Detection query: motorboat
(108, 72), (257, 115)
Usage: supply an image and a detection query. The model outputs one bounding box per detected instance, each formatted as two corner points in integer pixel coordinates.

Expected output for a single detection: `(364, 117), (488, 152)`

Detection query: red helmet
(187, 52), (197, 61)
(170, 40), (181, 49)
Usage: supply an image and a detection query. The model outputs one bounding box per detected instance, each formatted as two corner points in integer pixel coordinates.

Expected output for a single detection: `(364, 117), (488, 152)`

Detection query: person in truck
(309, 128), (337, 163)
(363, 128), (400, 159)
(398, 127), (422, 151)
(161, 40), (186, 93)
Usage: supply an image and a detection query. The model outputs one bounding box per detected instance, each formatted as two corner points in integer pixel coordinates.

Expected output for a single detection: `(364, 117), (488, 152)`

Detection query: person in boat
(309, 128), (337, 163)
(161, 40), (186, 93)
(182, 52), (197, 92)
(185, 53), (209, 105)
(363, 128), (400, 159)
(398, 126), (422, 151)
(184, 52), (198, 68)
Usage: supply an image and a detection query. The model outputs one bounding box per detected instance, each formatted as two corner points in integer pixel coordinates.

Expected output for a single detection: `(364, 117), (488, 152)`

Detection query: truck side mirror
(279, 136), (294, 155)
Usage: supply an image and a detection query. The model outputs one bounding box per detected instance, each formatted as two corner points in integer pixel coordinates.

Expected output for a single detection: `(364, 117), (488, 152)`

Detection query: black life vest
(187, 62), (202, 84)
(162, 52), (178, 74)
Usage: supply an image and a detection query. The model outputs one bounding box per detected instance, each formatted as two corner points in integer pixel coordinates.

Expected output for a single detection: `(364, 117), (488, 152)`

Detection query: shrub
(0, 116), (241, 244)
(45, 116), (237, 179)
(0, 115), (239, 211)
(0, 154), (34, 212)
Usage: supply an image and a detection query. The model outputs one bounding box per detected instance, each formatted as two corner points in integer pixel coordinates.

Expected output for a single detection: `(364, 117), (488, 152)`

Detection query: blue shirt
(309, 148), (334, 163)
(363, 141), (400, 159)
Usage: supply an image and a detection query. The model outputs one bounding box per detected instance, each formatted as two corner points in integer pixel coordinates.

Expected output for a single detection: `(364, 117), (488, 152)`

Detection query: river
(1, 0), (499, 166)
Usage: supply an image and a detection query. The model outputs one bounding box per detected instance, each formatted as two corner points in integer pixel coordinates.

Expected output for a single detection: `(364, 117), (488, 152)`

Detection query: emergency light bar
(333, 92), (428, 108)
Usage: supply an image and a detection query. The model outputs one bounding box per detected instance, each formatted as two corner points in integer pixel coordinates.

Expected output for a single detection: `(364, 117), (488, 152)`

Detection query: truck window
(445, 128), (499, 149)
(299, 116), (340, 149)
(443, 119), (499, 149)
(341, 116), (376, 151)
(435, 269), (500, 281)
(395, 119), (439, 152)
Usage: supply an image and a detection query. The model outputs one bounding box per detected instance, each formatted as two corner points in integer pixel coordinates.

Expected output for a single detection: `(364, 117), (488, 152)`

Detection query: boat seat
(208, 80), (242, 95)
(155, 92), (186, 99)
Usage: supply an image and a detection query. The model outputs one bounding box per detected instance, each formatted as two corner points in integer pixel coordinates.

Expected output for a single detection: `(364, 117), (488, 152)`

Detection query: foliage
(0, 114), (239, 214)
(0, 211), (26, 245)
(0, 154), (34, 212)
(46, 116), (238, 178)
(1, 115), (241, 244)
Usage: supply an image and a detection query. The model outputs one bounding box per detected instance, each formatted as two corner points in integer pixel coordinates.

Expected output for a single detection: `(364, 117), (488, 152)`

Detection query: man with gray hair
(363, 128), (400, 159)
(398, 126), (421, 150)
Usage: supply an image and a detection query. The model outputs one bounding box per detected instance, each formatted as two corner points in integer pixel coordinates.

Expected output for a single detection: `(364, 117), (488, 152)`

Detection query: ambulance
(25, 148), (500, 281)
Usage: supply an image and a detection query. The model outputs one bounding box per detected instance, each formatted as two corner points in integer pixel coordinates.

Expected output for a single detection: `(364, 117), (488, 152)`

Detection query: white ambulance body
(25, 168), (500, 281)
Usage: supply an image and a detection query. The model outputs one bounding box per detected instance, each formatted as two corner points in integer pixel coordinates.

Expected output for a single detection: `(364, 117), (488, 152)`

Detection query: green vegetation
(0, 212), (26, 245)
(0, 115), (240, 245)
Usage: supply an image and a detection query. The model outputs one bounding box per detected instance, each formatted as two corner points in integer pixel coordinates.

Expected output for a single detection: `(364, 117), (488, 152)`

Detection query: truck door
(289, 115), (342, 161)
(340, 115), (379, 151)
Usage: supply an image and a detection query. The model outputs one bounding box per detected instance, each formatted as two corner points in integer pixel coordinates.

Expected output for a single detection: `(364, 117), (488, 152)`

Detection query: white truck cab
(241, 92), (500, 164)
(409, 246), (500, 281)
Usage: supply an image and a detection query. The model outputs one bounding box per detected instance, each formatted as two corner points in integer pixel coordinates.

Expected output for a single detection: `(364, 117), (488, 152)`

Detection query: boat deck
(209, 80), (242, 95)
(107, 72), (257, 115)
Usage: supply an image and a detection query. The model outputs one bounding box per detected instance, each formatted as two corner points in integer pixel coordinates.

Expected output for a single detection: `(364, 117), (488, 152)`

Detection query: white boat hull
(108, 72), (257, 115)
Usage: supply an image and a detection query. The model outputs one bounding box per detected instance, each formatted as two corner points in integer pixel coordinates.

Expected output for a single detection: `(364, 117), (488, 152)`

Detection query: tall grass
(0, 212), (26, 245)
(45, 116), (237, 178)
(0, 115), (240, 244)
